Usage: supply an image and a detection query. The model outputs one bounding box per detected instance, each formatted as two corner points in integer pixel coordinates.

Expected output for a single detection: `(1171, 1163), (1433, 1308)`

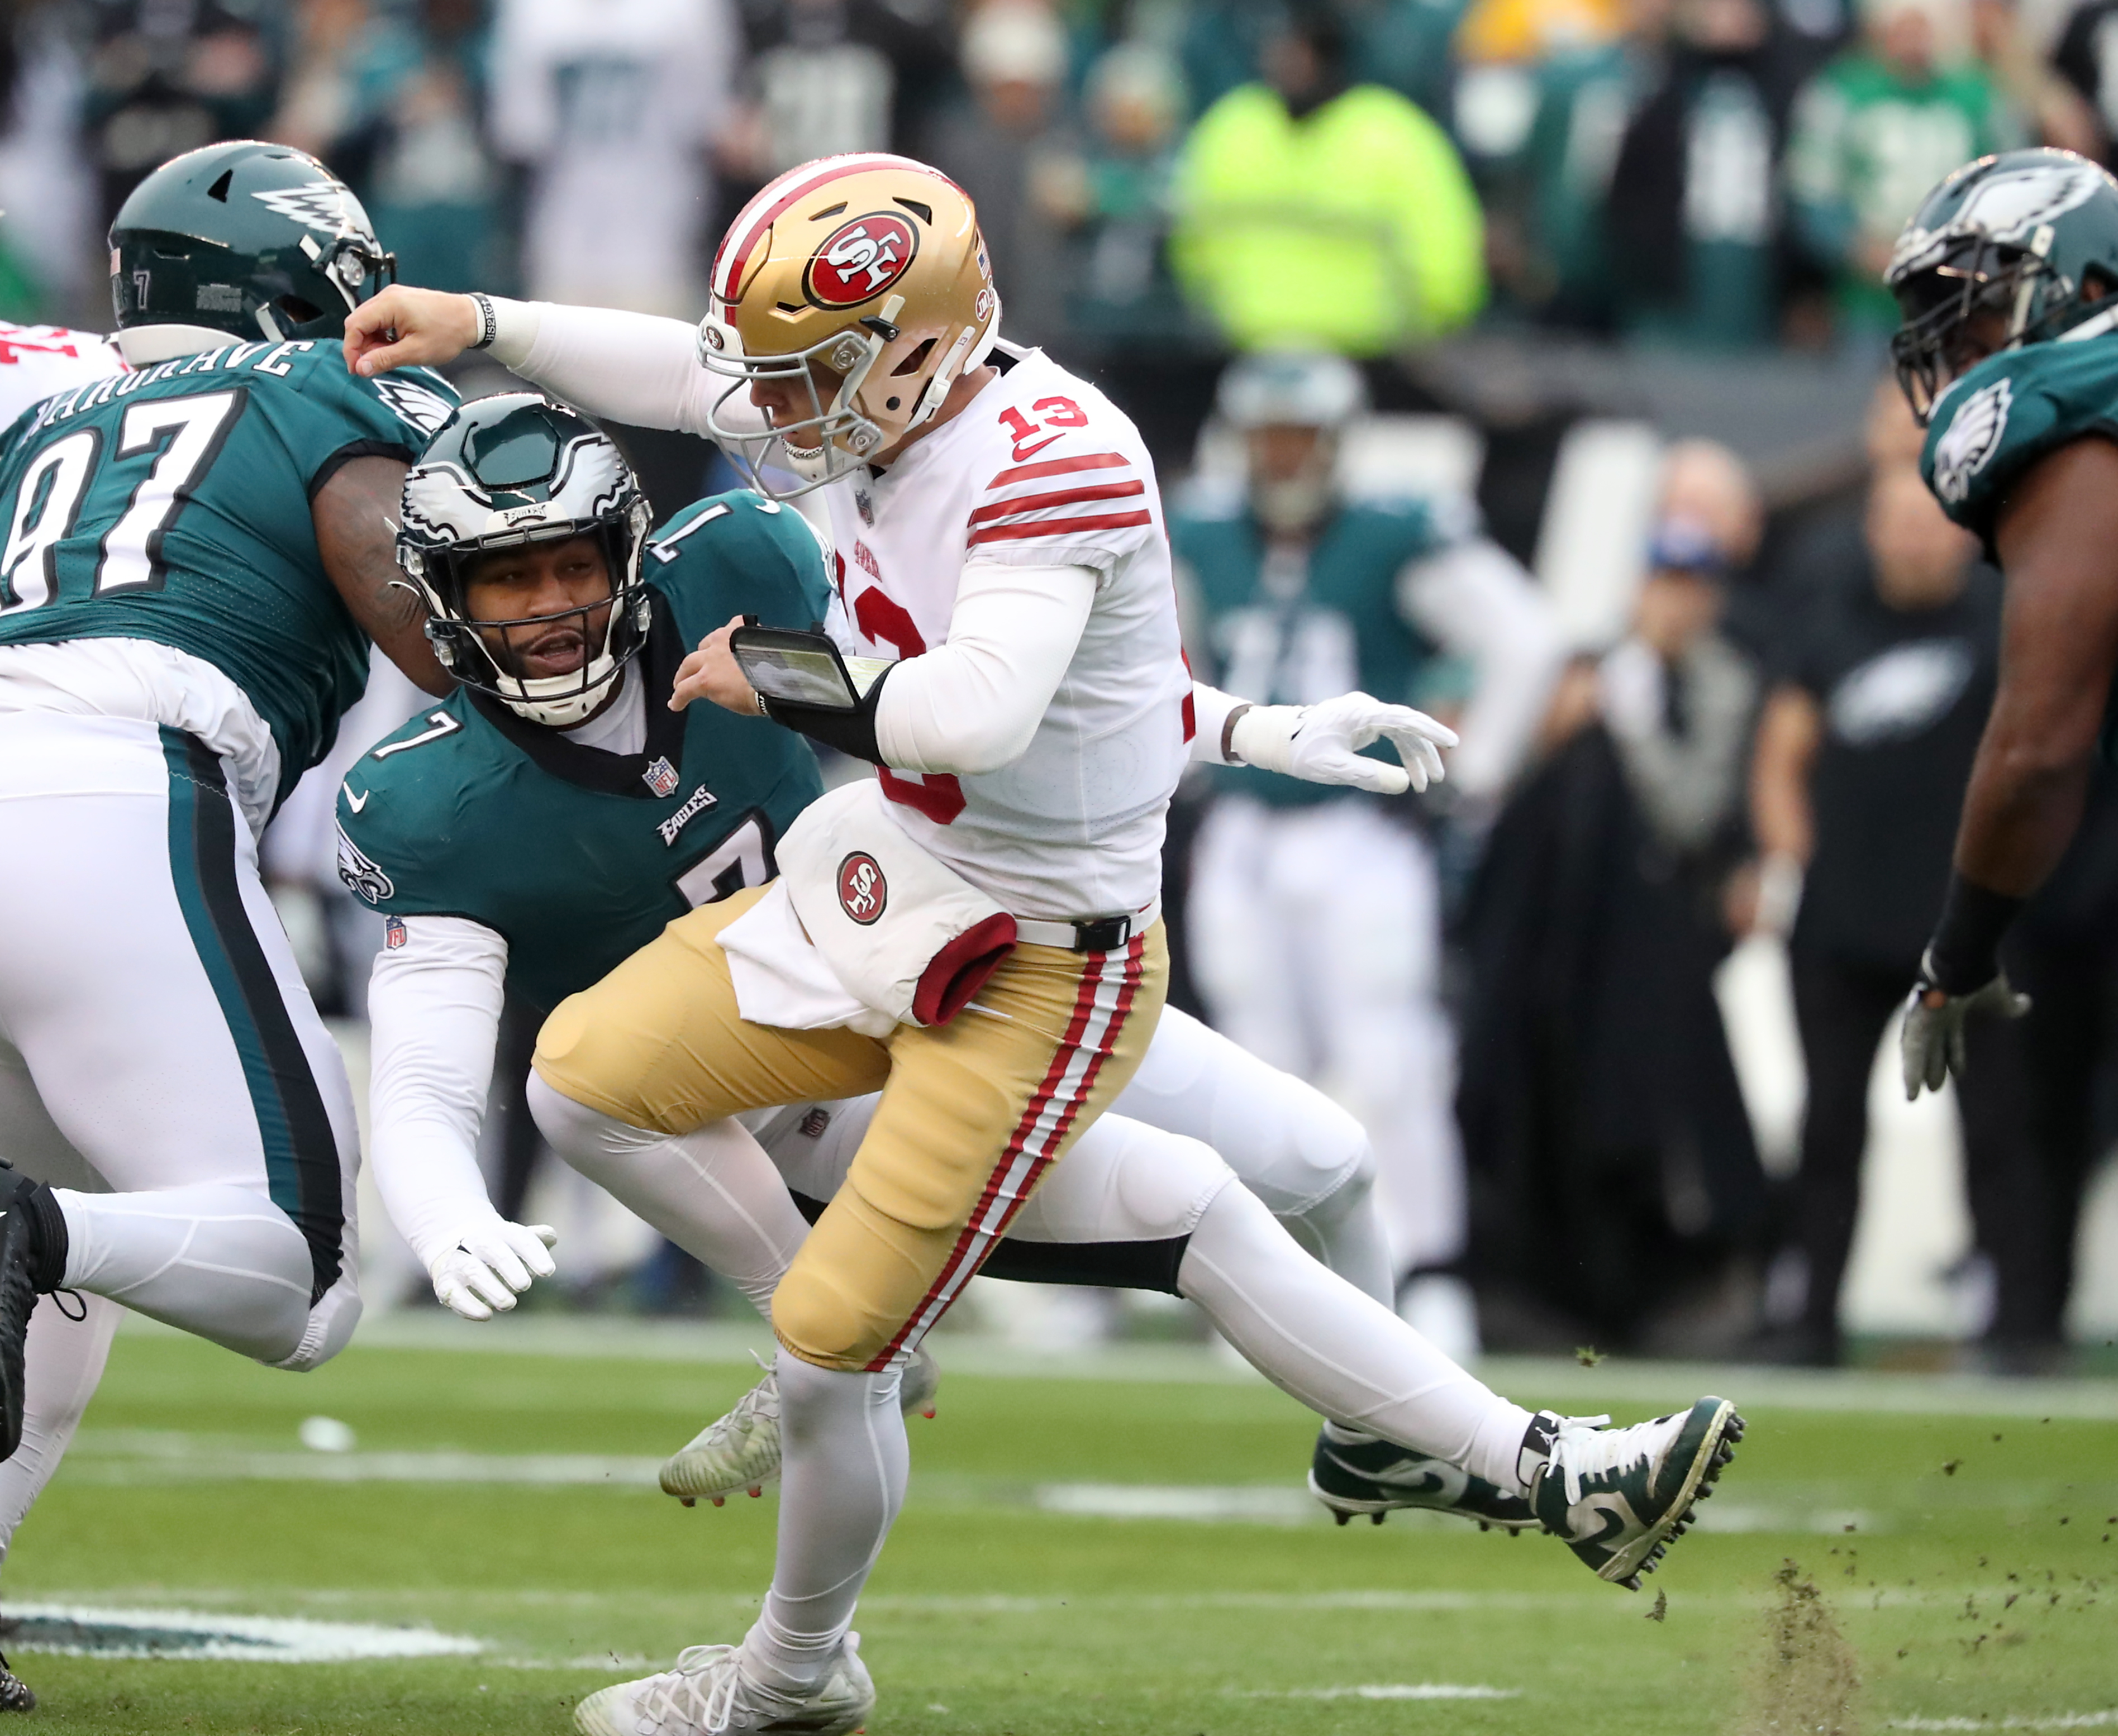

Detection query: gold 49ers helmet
(699, 153), (999, 496)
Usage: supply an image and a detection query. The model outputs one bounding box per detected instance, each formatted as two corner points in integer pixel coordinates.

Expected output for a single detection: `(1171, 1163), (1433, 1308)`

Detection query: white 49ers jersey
(818, 346), (1193, 921)
(0, 322), (122, 431)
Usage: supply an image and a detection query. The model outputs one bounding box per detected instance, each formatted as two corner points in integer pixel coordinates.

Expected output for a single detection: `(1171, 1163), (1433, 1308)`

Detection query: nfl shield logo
(799, 1107), (832, 1139)
(384, 916), (407, 950)
(643, 756), (680, 798)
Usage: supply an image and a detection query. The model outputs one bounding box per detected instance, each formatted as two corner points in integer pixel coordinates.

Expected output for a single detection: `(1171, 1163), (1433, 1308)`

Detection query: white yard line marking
(0, 1604), (481, 1663)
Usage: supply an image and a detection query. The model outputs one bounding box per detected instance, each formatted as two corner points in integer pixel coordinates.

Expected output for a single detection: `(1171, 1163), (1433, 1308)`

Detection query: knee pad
(532, 995), (681, 1136)
(1292, 1112), (1377, 1231)
(772, 1261), (886, 1373)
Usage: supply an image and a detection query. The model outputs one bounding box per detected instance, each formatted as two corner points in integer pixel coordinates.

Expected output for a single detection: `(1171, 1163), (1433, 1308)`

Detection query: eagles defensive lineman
(0, 319), (125, 1711)
(0, 136), (456, 1653)
(343, 153), (1744, 1735)
(1886, 148), (2118, 1089)
(336, 395), (1544, 1544)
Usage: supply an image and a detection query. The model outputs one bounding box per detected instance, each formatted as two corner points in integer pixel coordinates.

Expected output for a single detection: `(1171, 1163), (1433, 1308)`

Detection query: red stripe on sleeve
(987, 451), (1131, 490)
(967, 509), (1155, 546)
(965, 479), (1145, 527)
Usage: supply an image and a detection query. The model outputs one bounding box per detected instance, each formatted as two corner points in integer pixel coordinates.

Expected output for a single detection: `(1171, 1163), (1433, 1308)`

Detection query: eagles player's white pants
(1188, 795), (1467, 1289)
(0, 1038), (121, 1570)
(0, 713), (363, 1377)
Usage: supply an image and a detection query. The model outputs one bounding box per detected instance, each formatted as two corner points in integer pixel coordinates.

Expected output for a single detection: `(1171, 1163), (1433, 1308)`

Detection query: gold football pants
(532, 885), (1167, 1371)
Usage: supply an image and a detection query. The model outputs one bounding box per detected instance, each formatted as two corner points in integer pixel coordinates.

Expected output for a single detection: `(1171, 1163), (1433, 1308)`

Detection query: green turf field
(3, 1319), (2113, 1734)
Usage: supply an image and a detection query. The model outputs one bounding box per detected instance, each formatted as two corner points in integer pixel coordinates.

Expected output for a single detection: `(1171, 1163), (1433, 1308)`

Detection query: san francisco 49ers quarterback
(344, 151), (1742, 1736)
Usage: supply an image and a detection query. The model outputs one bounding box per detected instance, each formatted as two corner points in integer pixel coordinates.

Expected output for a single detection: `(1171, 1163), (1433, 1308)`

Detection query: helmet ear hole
(274, 294), (325, 325)
(889, 339), (936, 378)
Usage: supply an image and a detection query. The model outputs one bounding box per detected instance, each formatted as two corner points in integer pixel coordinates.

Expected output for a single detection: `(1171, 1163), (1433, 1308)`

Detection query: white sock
(53, 1185), (312, 1363)
(526, 1077), (806, 1317)
(1178, 1183), (1534, 1494)
(0, 1291), (121, 1565)
(742, 1357), (906, 1695)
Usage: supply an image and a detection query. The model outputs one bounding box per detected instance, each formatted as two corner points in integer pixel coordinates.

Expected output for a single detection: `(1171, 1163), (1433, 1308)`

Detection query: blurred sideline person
(0, 142), (458, 1708)
(1173, 350), (1563, 1358)
(344, 152), (1742, 1735)
(1460, 498), (1764, 1353)
(1170, 6), (1487, 354)
(1750, 462), (2039, 1365)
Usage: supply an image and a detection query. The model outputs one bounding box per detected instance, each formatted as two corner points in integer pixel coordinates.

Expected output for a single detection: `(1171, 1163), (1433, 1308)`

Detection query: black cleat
(0, 1167), (66, 1463)
(0, 1648), (34, 1710)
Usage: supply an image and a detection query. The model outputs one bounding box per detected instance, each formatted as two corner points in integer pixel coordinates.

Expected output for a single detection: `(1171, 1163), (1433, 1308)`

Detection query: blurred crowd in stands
(3, 0), (2116, 1370)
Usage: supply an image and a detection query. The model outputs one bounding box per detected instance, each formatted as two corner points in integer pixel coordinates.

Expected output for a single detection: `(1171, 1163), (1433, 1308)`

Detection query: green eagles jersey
(1920, 329), (2118, 555)
(332, 492), (831, 1014)
(1172, 493), (1450, 808)
(0, 338), (458, 797)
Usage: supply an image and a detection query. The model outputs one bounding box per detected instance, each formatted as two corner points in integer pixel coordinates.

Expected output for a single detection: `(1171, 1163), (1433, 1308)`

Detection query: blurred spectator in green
(322, 0), (501, 295)
(929, 0), (1078, 347)
(1603, 0), (1806, 349)
(1170, 4), (1485, 355)
(83, 0), (284, 233)
(725, 0), (955, 184)
(0, 1), (99, 322)
(1786, 0), (2015, 337)
(1039, 41), (1198, 345)
(1497, 0), (1667, 326)
(1451, 0), (1640, 317)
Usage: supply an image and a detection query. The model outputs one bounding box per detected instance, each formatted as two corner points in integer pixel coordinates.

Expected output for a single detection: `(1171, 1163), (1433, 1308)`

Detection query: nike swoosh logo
(343, 785), (369, 813)
(1010, 432), (1063, 462)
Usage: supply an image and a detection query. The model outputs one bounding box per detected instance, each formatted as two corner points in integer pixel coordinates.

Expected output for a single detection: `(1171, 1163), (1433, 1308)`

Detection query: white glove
(1900, 956), (2031, 1100)
(428, 1219), (559, 1321)
(1229, 692), (1460, 795)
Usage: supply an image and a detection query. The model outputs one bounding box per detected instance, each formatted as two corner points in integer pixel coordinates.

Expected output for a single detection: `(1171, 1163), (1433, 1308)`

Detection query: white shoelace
(635, 1644), (743, 1736)
(1552, 1412), (1681, 1508)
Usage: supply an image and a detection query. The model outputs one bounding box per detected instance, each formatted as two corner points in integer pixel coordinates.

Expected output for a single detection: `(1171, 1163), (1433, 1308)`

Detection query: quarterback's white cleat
(574, 1635), (874, 1736)
(661, 1349), (940, 1507)
(1522, 1398), (1743, 1590)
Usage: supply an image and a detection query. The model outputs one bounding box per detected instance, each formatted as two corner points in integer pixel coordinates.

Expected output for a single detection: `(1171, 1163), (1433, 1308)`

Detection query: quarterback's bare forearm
(1955, 437), (2118, 897)
(314, 455), (450, 695)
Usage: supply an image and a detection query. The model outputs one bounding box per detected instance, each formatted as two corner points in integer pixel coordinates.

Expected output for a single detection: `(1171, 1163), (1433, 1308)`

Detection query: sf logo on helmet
(806, 214), (919, 308)
(837, 852), (887, 924)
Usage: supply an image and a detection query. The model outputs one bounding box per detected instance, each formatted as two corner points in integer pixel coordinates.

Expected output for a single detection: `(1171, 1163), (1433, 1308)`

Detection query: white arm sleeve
(1398, 537), (1565, 803)
(1189, 681), (1248, 765)
(366, 914), (511, 1270)
(871, 559), (1096, 776)
(484, 298), (762, 439)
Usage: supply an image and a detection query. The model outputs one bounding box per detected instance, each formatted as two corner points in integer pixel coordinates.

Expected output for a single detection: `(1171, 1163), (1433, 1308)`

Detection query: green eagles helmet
(398, 394), (655, 728)
(1887, 147), (2118, 422)
(111, 140), (396, 357)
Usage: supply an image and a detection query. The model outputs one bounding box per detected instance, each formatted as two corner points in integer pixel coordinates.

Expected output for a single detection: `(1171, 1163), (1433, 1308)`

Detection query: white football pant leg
(0, 715), (360, 1370)
(1112, 1005), (1392, 1305)
(0, 1292), (121, 1566)
(1188, 795), (1467, 1283)
(526, 1074), (808, 1317)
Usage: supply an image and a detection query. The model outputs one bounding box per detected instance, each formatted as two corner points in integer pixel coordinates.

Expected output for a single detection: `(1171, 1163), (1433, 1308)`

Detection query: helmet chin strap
(496, 649), (624, 728)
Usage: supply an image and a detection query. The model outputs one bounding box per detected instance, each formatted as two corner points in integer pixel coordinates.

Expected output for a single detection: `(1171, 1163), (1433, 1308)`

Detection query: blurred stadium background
(5, 4), (2118, 1729)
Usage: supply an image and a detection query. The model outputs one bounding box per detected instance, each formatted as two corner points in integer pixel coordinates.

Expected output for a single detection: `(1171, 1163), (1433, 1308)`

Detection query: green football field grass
(2, 1320), (2114, 1734)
